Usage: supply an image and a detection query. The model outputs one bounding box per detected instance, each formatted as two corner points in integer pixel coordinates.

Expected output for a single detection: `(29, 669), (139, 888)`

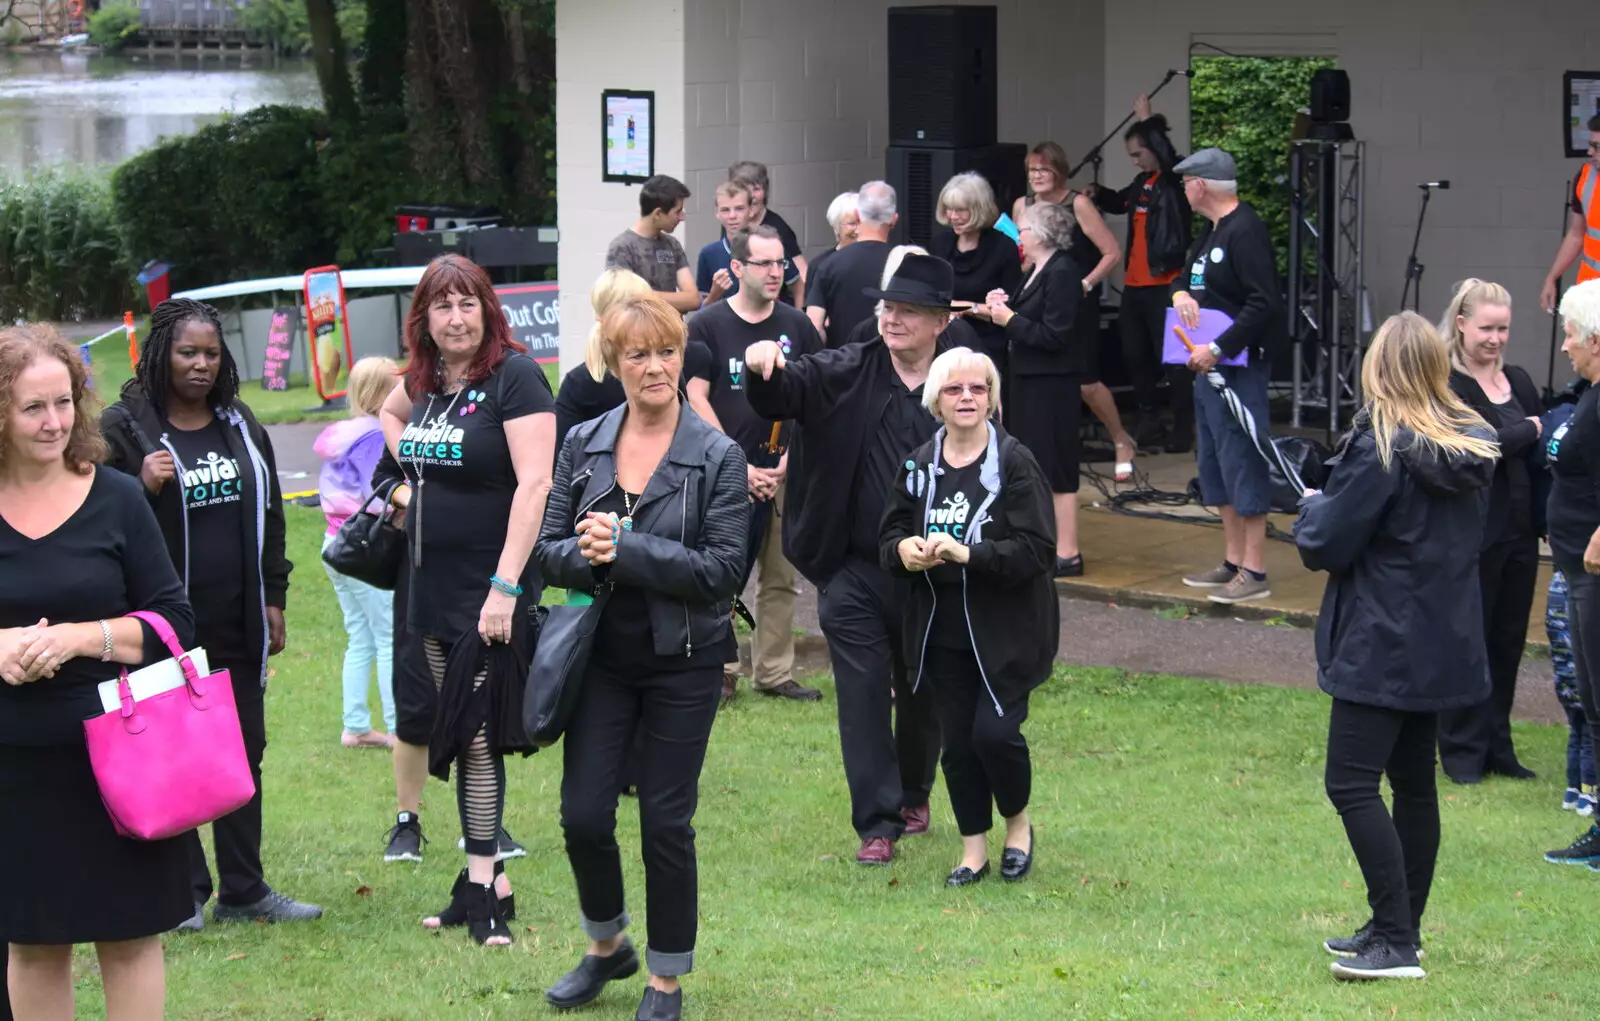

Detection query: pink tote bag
(83, 610), (255, 841)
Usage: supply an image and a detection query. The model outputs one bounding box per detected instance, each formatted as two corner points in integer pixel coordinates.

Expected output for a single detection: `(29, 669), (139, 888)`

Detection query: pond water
(0, 50), (319, 176)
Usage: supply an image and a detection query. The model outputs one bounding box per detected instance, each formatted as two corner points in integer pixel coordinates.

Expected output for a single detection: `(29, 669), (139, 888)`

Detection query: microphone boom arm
(1069, 69), (1185, 181)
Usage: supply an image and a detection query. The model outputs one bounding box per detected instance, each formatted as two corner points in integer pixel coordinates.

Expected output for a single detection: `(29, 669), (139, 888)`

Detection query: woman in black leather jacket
(1091, 96), (1194, 450)
(534, 295), (748, 1021)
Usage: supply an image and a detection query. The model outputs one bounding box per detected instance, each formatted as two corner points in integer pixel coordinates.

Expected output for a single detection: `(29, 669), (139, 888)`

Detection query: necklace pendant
(620, 516), (633, 531)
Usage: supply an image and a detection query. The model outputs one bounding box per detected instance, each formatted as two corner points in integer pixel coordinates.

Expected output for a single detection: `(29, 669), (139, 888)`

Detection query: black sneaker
(1329, 935), (1425, 980)
(384, 812), (426, 863)
(1325, 921), (1424, 959)
(456, 827), (527, 861)
(1544, 824), (1600, 865)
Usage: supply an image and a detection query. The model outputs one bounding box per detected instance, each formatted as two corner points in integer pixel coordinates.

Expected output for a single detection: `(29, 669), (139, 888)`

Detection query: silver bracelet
(98, 619), (114, 662)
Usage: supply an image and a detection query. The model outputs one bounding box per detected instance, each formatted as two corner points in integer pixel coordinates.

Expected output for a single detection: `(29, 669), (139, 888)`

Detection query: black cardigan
(1005, 249), (1082, 376)
(1448, 365), (1541, 545)
(879, 427), (1058, 711)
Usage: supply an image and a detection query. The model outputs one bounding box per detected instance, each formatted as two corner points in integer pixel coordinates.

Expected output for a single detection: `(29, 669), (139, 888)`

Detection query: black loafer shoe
(945, 862), (989, 887)
(636, 986), (683, 1021)
(1054, 555), (1084, 578)
(1001, 826), (1034, 881)
(545, 937), (640, 1009)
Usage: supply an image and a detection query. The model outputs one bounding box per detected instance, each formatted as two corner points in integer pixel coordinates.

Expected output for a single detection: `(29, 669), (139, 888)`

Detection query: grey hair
(1204, 179), (1239, 195)
(1561, 278), (1600, 343)
(826, 191), (859, 235)
(1024, 201), (1077, 252)
(936, 172), (999, 231)
(858, 180), (897, 226)
(923, 346), (1002, 421)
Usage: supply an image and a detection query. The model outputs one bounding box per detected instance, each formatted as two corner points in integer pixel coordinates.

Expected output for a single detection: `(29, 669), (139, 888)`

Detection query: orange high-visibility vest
(1578, 163), (1600, 283)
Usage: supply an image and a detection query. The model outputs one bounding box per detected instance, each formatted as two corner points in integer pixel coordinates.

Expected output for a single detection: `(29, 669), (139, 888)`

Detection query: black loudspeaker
(1309, 69), (1351, 122)
(888, 5), (998, 148)
(886, 143), (1027, 247)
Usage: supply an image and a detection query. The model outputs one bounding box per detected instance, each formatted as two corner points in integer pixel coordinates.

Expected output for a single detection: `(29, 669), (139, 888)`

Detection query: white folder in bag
(97, 649), (211, 714)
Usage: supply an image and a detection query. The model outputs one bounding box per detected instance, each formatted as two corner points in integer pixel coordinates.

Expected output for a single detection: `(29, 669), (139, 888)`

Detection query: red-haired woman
(379, 254), (557, 945)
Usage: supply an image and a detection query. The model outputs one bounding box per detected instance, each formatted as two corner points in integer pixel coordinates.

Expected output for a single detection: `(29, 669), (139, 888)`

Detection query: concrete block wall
(1104, 0), (1598, 377)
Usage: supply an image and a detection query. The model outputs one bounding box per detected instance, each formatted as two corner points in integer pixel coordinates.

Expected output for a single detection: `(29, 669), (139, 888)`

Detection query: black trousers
(560, 661), (721, 978)
(187, 662), (269, 906)
(1438, 533), (1538, 779)
(1324, 698), (1439, 947)
(1555, 560), (1600, 758)
(815, 559), (941, 840)
(925, 646), (1031, 837)
(1119, 283), (1193, 427)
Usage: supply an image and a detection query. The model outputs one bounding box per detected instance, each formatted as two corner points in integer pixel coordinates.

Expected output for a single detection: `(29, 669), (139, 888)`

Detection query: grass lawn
(68, 508), (1600, 1019)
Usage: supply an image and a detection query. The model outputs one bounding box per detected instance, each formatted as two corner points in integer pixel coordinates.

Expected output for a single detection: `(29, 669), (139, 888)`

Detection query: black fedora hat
(861, 253), (958, 310)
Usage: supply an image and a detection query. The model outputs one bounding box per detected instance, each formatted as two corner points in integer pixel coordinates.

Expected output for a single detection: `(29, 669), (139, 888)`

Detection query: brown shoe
(901, 803), (930, 836)
(758, 680), (822, 702)
(856, 837), (894, 866)
(721, 669), (738, 704)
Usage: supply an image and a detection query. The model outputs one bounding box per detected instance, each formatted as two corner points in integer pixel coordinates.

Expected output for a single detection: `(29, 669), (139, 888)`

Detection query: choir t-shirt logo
(399, 411), (467, 467)
(725, 335), (790, 392)
(181, 450), (244, 508)
(926, 490), (972, 541)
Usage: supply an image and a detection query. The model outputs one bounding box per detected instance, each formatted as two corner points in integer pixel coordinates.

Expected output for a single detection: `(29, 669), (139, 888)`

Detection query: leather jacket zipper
(681, 483), (692, 657)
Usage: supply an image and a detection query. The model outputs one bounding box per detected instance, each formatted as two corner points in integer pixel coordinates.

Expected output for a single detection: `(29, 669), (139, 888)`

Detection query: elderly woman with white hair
(931, 173), (1022, 380)
(976, 200), (1087, 576)
(1544, 278), (1600, 870)
(880, 346), (1056, 887)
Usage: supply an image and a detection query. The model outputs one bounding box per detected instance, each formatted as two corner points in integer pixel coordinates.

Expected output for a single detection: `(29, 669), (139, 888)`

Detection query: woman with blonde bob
(1297, 311), (1498, 981)
(880, 347), (1057, 888)
(535, 295), (748, 1021)
(930, 172), (1021, 378)
(1435, 279), (1542, 783)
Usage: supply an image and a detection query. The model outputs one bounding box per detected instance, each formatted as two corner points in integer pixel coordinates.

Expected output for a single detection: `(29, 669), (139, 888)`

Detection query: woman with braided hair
(101, 297), (320, 929)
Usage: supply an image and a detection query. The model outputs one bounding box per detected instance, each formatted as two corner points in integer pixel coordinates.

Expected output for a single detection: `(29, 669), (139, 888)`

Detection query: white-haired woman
(977, 201), (1086, 575)
(880, 347), (1056, 888)
(931, 173), (1022, 382)
(1436, 279), (1542, 784)
(799, 193), (860, 316)
(1545, 278), (1600, 871)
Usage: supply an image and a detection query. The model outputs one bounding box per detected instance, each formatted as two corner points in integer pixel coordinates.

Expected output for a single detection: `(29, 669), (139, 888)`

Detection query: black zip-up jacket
(747, 335), (952, 585)
(1093, 167), (1192, 278)
(1448, 366), (1541, 546)
(879, 426), (1058, 714)
(1296, 421), (1496, 713)
(1171, 202), (1284, 360)
(100, 381), (292, 686)
(534, 403), (748, 659)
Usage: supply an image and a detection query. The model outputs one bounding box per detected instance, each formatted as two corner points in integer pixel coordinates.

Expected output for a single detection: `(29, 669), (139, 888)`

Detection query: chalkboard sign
(261, 307), (299, 392)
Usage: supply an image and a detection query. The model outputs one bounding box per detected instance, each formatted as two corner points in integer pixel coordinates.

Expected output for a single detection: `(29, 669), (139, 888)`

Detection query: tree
(305, 0), (358, 122)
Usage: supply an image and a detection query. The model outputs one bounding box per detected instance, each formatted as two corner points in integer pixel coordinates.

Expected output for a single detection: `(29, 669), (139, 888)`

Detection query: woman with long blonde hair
(1434, 279), (1543, 783)
(1296, 311), (1498, 981)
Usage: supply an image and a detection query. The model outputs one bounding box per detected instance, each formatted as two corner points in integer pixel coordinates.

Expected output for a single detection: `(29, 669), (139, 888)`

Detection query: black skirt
(1006, 374), (1082, 495)
(0, 743), (192, 944)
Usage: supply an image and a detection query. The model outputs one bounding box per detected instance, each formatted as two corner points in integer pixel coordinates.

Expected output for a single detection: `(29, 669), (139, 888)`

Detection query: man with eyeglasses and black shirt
(1542, 114), (1600, 315)
(729, 160), (805, 306)
(689, 225), (823, 704)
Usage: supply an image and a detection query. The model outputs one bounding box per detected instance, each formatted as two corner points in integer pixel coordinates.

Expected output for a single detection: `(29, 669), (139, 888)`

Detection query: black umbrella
(1176, 327), (1309, 495)
(733, 421), (785, 629)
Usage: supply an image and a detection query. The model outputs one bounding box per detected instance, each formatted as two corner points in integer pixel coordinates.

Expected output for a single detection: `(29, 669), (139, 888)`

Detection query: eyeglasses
(744, 258), (789, 272)
(1026, 166), (1054, 176)
(940, 382), (990, 398)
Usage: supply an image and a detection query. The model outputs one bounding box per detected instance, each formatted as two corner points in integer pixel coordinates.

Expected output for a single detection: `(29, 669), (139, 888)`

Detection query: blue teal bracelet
(489, 574), (523, 597)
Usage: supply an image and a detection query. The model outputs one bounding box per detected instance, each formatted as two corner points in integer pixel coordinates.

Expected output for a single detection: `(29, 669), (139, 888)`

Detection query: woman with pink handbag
(0, 325), (196, 1019)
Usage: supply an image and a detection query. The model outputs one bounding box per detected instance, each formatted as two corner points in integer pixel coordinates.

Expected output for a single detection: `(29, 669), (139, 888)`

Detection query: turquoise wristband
(489, 575), (523, 597)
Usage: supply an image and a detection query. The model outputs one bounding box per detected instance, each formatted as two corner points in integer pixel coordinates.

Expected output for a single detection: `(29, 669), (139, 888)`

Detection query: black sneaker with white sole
(456, 827), (526, 860)
(1325, 921), (1423, 959)
(383, 812), (426, 862)
(1329, 936), (1426, 981)
(1544, 824), (1600, 865)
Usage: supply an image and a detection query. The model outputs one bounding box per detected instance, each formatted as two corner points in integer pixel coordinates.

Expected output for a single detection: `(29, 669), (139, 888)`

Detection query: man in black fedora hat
(745, 253), (956, 865)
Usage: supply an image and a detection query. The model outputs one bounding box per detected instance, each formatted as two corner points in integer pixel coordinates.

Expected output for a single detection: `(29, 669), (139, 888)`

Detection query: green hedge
(0, 169), (136, 322)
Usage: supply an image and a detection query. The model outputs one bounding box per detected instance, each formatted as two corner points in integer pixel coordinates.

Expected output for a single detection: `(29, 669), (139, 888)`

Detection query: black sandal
(466, 880), (513, 946)
(424, 862), (515, 929)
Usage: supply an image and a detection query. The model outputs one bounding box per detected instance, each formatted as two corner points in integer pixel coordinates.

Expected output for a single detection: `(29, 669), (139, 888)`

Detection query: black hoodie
(1295, 420), (1496, 712)
(101, 381), (292, 686)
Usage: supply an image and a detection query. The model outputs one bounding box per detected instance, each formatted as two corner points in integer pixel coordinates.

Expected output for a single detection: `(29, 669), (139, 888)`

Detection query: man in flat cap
(1169, 147), (1283, 605)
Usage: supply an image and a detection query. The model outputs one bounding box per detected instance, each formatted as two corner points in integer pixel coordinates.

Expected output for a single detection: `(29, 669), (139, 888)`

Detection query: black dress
(0, 469), (195, 944)
(1002, 250), (1083, 494)
(929, 227), (1022, 376)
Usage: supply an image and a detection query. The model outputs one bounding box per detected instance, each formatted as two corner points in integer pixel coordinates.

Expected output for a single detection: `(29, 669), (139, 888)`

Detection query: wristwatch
(1208, 342), (1224, 359)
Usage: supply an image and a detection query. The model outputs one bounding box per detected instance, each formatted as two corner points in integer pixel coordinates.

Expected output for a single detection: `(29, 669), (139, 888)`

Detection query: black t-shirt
(553, 342), (713, 452)
(589, 486), (736, 671)
(397, 353), (555, 639)
(924, 454), (985, 648)
(164, 417), (250, 660)
(688, 300), (821, 455)
(807, 240), (891, 346)
(1489, 395), (1532, 537)
(851, 375), (937, 560)
(1547, 385), (1600, 561)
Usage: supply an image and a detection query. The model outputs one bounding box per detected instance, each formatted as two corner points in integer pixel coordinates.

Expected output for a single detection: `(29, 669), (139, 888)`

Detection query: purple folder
(1161, 308), (1248, 366)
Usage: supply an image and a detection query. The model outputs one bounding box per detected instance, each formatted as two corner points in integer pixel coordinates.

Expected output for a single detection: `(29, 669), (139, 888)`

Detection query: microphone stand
(1399, 187), (1433, 312)
(1547, 176), (1576, 401)
(1068, 69), (1184, 184)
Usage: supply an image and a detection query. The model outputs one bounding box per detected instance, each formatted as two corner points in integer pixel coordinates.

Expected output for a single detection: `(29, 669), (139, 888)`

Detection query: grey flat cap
(1174, 147), (1237, 180)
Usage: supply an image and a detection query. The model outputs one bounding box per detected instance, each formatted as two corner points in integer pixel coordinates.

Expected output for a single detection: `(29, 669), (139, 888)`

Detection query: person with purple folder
(1169, 148), (1284, 605)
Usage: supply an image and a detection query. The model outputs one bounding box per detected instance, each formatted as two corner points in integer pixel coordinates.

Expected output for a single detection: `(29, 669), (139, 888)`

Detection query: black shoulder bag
(321, 478), (406, 590)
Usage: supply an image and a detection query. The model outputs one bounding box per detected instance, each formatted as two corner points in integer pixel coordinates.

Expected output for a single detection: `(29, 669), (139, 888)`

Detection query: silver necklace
(403, 383), (466, 567)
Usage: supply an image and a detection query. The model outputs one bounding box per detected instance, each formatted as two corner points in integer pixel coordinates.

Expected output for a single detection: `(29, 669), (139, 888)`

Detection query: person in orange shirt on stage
(1541, 114), (1600, 315)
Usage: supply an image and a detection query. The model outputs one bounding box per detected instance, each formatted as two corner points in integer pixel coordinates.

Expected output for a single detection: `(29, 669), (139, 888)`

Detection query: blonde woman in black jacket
(535, 295), (747, 1021)
(880, 347), (1058, 887)
(1297, 311), (1498, 982)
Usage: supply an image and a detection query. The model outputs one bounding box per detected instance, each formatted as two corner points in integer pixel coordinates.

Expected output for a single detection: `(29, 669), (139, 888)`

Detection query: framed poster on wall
(1565, 71), (1600, 157)
(602, 89), (655, 183)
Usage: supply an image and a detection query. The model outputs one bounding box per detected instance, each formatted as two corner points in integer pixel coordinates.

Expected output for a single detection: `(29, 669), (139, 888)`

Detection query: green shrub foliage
(0, 169), (135, 321)
(86, 1), (143, 51)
